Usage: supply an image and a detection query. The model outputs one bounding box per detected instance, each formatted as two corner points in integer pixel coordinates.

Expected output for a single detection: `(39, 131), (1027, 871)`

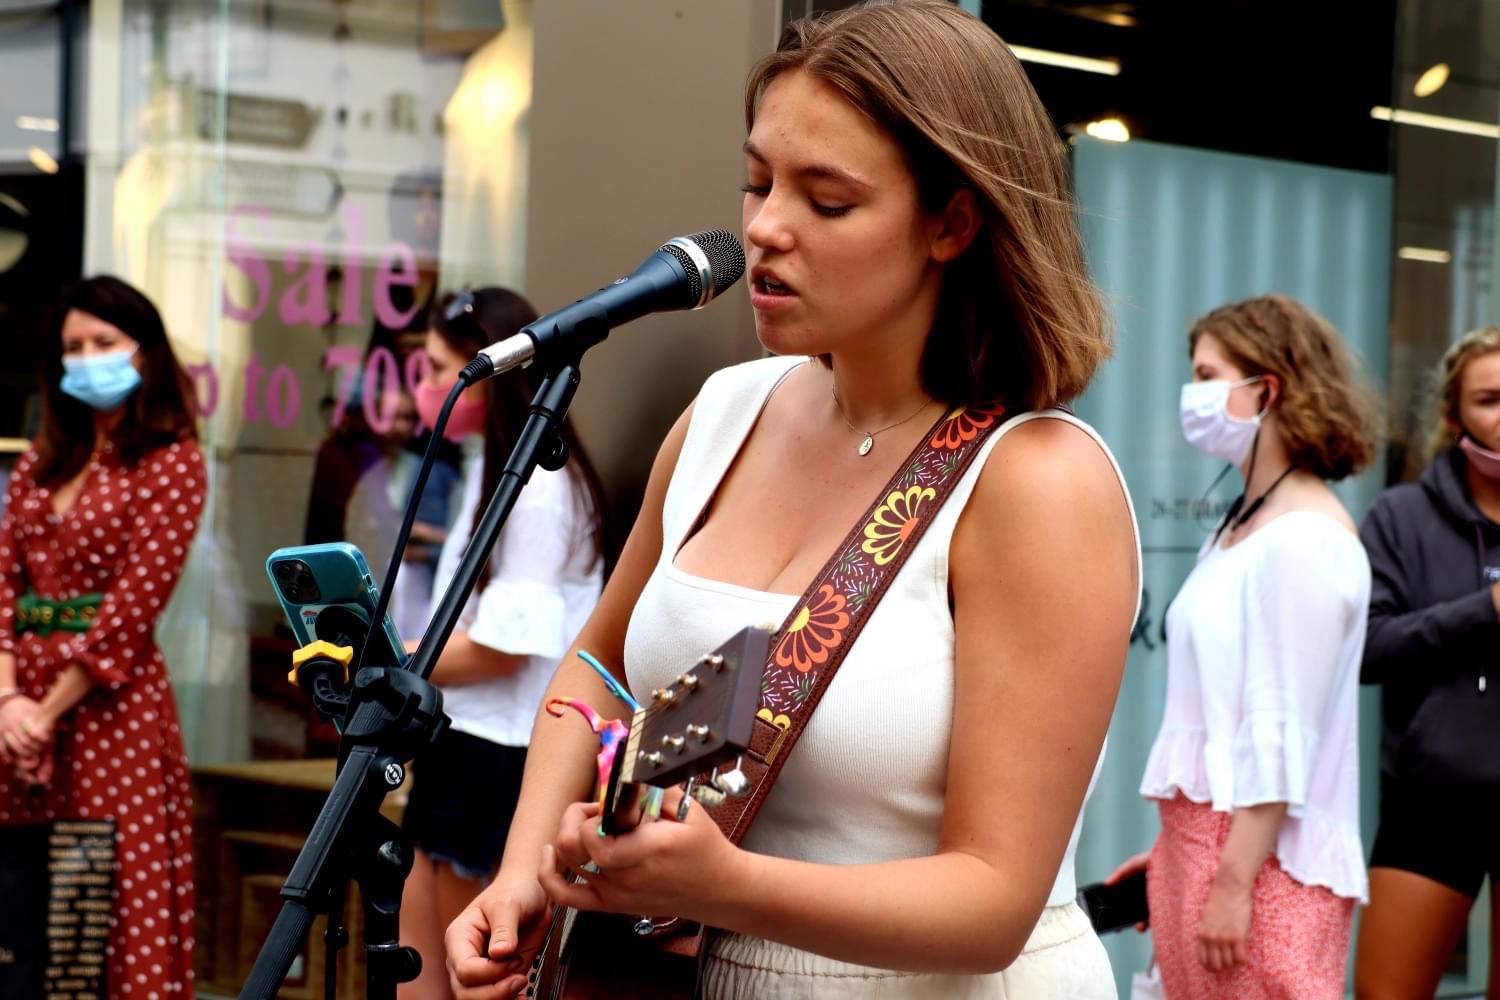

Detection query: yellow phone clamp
(288, 640), (355, 686)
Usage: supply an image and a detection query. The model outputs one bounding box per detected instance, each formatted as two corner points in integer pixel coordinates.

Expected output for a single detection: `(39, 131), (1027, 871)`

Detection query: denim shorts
(401, 727), (527, 880)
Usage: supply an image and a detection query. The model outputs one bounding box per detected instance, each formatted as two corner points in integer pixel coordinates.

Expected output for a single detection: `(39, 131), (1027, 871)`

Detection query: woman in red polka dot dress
(0, 276), (205, 998)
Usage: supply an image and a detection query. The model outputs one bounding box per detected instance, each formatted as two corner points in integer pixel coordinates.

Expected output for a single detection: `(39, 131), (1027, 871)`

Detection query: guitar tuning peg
(711, 756), (751, 797)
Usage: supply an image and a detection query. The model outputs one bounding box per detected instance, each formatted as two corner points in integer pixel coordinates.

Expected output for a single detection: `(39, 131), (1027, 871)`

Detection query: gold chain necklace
(831, 385), (933, 457)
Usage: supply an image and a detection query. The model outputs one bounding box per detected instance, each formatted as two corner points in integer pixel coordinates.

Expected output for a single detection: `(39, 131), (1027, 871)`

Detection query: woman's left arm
(1200, 521), (1366, 970)
(1198, 802), (1287, 971)
(545, 419), (1138, 973)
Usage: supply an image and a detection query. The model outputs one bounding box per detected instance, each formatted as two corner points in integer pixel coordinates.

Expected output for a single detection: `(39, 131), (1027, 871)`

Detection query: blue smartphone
(265, 543), (406, 669)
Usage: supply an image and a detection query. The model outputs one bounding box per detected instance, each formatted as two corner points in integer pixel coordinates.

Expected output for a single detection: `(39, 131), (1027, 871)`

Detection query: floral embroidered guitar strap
(702, 400), (1011, 846)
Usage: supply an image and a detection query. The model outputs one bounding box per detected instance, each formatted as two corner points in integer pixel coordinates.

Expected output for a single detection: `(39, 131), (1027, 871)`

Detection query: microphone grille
(659, 243), (704, 305)
(685, 229), (746, 299)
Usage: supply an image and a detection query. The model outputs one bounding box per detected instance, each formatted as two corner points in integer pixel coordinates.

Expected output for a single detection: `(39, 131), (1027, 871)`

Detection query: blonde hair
(1188, 294), (1378, 481)
(746, 0), (1109, 410)
(1428, 326), (1500, 457)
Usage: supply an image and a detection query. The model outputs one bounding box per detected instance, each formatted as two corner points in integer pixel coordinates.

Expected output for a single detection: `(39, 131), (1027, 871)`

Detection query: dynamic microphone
(466, 229), (745, 380)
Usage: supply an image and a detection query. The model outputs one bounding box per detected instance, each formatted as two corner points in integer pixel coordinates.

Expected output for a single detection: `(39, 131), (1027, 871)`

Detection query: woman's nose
(744, 194), (794, 254)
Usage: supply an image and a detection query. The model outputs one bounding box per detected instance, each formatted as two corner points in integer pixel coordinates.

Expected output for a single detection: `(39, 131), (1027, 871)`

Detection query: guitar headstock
(621, 625), (769, 788)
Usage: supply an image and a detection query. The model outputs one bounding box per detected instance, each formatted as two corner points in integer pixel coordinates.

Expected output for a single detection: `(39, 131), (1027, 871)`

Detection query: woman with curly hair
(1110, 294), (1377, 998)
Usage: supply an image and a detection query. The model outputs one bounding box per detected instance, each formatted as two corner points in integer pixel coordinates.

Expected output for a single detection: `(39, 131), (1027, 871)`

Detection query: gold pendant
(858, 435), (874, 456)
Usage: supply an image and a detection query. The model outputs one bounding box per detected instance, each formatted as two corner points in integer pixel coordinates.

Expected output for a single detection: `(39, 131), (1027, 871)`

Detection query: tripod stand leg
(356, 814), (422, 1000)
(324, 882), (349, 1000)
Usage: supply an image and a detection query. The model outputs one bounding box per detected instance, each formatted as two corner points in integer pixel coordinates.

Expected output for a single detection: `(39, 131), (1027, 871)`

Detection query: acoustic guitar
(524, 626), (770, 999)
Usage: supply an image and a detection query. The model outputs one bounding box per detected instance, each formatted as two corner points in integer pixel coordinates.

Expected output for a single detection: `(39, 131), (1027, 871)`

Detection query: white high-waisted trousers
(701, 901), (1114, 999)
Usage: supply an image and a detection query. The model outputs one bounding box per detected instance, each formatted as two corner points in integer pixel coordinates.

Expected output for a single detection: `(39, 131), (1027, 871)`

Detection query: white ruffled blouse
(1140, 511), (1370, 902)
(428, 447), (602, 747)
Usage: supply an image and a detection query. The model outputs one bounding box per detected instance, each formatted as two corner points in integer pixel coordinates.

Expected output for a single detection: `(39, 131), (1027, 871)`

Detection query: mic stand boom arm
(240, 353), (590, 1000)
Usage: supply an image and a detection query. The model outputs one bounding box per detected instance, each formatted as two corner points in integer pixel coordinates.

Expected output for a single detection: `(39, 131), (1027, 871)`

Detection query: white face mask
(1179, 377), (1264, 465)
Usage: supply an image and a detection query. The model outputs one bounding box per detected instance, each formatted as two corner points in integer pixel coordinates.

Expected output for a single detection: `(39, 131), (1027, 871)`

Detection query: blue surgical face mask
(61, 346), (143, 411)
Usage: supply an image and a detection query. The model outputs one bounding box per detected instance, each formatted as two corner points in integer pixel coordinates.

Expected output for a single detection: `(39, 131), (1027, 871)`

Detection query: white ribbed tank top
(624, 355), (1140, 906)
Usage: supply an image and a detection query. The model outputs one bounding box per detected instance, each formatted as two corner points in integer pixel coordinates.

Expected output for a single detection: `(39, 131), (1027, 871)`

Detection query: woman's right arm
(446, 403), (694, 1000)
(1360, 495), (1500, 685)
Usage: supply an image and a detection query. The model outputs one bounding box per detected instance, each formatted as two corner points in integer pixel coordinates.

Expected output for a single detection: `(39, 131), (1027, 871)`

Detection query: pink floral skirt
(1147, 795), (1355, 999)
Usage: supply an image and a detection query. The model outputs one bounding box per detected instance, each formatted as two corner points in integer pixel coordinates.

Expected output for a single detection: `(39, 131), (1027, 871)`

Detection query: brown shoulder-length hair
(34, 276), (198, 487)
(1188, 294), (1378, 482)
(1427, 325), (1500, 457)
(746, 0), (1110, 410)
(428, 288), (612, 583)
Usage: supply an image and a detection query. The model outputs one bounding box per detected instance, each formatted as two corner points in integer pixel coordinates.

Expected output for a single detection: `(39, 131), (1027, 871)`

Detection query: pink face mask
(415, 379), (486, 442)
(1460, 434), (1500, 481)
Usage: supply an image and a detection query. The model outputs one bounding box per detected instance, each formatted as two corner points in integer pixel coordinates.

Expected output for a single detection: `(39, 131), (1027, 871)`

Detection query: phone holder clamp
(288, 640), (356, 725)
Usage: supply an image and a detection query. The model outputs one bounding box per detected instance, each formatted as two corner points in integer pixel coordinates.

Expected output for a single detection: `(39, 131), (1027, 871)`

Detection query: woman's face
(61, 310), (142, 371)
(422, 330), (469, 387)
(1190, 334), (1264, 421)
(741, 69), (954, 358)
(1456, 351), (1500, 452)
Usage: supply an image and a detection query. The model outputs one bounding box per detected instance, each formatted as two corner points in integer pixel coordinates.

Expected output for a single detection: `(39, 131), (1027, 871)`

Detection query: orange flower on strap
(774, 584), (849, 673)
(931, 405), (1002, 451)
(862, 484), (936, 566)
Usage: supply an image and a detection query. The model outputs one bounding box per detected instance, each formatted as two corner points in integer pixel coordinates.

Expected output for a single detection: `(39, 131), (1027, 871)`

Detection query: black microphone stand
(240, 351), (590, 1000)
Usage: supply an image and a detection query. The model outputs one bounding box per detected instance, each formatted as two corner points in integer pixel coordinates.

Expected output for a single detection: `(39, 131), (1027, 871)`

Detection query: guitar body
(527, 910), (702, 999)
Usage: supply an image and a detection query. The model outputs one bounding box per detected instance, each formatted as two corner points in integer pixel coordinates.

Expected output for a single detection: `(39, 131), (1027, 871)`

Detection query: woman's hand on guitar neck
(445, 874), (550, 999)
(540, 792), (750, 926)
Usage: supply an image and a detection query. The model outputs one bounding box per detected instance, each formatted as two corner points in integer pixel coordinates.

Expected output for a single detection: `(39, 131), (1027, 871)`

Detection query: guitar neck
(599, 709), (664, 835)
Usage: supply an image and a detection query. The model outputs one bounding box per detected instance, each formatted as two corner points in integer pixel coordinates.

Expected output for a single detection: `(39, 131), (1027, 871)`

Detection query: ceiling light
(1083, 118), (1131, 142)
(1009, 45), (1120, 77)
(1397, 246), (1451, 264)
(1371, 106), (1500, 139)
(27, 147), (58, 174)
(1413, 63), (1450, 98)
(17, 115), (59, 132)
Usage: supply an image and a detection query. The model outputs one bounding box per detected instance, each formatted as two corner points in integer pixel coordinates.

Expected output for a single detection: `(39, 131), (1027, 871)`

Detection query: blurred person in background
(1355, 326), (1500, 1000)
(1109, 295), (1375, 998)
(317, 385), (455, 641)
(446, 2), (1139, 996)
(0, 275), (205, 997)
(398, 287), (607, 1000)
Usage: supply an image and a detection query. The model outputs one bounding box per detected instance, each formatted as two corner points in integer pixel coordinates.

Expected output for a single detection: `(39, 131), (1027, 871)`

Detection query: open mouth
(755, 275), (794, 295)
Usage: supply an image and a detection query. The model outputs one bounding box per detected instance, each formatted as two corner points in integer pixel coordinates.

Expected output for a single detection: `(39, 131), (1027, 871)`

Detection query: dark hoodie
(1361, 446), (1500, 780)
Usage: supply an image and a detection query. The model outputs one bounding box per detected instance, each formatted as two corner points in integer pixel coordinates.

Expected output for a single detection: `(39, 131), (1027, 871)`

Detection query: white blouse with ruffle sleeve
(1140, 510), (1370, 902)
(428, 450), (603, 747)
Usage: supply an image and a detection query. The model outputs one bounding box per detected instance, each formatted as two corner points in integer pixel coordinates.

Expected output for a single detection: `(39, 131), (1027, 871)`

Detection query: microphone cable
(350, 356), (491, 680)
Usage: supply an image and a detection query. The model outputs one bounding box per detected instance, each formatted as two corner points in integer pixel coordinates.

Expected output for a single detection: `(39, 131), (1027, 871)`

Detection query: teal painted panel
(1069, 136), (1392, 995)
